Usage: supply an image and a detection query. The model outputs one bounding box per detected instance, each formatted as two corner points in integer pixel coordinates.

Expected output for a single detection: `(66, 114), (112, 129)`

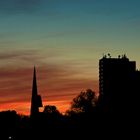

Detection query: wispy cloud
(0, 43), (99, 115)
(0, 48), (98, 114)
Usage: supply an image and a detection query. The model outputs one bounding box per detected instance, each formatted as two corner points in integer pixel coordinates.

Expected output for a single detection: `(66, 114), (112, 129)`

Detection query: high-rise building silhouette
(30, 66), (43, 117)
(98, 55), (140, 114)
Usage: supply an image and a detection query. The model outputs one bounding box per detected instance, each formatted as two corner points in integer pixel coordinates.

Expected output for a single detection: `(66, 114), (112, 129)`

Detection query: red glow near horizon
(0, 83), (98, 115)
(0, 65), (99, 115)
(0, 100), (72, 115)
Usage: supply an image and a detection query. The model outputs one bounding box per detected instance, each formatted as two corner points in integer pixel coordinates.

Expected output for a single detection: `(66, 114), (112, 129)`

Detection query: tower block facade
(30, 67), (43, 117)
(98, 55), (140, 114)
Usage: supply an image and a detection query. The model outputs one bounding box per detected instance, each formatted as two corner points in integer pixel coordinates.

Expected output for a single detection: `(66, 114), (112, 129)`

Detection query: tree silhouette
(67, 89), (97, 115)
(43, 105), (60, 116)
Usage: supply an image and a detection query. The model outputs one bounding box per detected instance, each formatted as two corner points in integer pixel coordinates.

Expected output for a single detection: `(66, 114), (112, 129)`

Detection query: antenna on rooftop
(108, 53), (111, 58)
(103, 53), (107, 58)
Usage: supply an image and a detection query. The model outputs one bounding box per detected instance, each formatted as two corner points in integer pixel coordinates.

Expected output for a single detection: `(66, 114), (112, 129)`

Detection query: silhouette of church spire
(30, 66), (43, 118)
(32, 66), (38, 98)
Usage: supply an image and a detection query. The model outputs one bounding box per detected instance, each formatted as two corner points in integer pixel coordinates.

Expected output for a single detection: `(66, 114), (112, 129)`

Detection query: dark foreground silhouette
(0, 89), (139, 140)
(0, 110), (139, 140)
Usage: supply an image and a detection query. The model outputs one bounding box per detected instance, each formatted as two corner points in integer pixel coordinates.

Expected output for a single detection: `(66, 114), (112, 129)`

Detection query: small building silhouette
(30, 66), (43, 118)
(98, 55), (140, 114)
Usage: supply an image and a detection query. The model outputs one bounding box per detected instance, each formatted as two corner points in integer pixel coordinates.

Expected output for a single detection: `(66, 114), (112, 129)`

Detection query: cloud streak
(0, 48), (98, 114)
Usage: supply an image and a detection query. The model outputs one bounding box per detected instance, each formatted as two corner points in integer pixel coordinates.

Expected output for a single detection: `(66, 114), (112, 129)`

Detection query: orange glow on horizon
(0, 65), (99, 115)
(0, 83), (98, 115)
(0, 82), (99, 115)
(0, 100), (72, 115)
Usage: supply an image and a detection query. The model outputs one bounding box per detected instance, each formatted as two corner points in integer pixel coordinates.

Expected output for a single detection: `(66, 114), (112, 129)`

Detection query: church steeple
(32, 66), (38, 98)
(30, 66), (43, 117)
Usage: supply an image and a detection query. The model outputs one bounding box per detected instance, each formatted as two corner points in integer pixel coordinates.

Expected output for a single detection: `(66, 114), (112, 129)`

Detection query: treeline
(0, 89), (138, 140)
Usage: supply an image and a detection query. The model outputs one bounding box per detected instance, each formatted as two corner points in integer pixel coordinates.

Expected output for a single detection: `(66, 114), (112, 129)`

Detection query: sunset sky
(0, 0), (140, 115)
